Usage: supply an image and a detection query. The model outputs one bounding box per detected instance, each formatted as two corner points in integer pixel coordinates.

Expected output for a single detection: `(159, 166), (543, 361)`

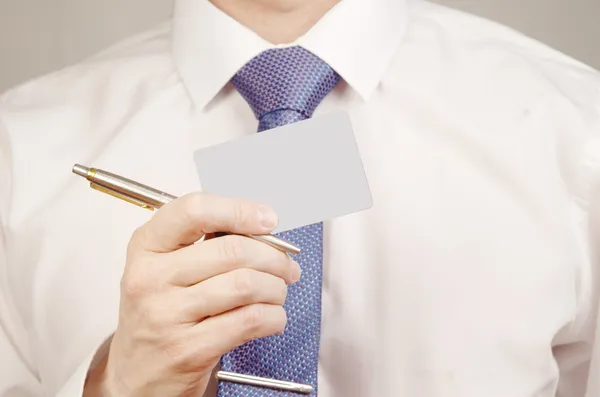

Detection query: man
(1, 0), (599, 396)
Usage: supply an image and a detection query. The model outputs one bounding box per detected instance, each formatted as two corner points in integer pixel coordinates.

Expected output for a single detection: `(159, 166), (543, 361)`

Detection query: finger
(176, 268), (288, 322)
(190, 304), (287, 361)
(165, 234), (302, 286)
(130, 193), (279, 253)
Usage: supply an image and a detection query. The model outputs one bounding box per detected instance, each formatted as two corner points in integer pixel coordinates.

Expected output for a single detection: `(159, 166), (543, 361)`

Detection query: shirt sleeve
(0, 115), (41, 396)
(55, 336), (113, 397)
(0, 115), (106, 397)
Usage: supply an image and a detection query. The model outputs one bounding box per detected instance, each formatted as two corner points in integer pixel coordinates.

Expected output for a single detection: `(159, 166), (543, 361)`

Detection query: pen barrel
(74, 164), (301, 255)
(90, 169), (176, 209)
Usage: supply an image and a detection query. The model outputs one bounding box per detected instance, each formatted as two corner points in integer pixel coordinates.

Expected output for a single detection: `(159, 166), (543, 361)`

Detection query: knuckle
(121, 272), (148, 299)
(232, 269), (257, 299)
(220, 235), (247, 263)
(241, 304), (266, 335)
(179, 294), (207, 323)
(236, 305), (288, 343)
(232, 201), (253, 229)
(181, 193), (205, 224)
(121, 257), (161, 299)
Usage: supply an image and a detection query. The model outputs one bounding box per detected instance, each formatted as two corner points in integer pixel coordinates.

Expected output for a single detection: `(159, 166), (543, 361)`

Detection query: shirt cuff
(55, 333), (115, 397)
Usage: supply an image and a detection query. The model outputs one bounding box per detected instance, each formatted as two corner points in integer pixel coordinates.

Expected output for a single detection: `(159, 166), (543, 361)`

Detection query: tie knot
(232, 46), (340, 123)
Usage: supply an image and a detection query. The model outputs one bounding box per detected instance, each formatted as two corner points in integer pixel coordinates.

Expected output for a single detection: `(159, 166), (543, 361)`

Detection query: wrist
(83, 352), (116, 397)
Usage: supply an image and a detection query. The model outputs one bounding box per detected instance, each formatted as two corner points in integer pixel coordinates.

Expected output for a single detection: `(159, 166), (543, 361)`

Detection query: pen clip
(90, 182), (154, 211)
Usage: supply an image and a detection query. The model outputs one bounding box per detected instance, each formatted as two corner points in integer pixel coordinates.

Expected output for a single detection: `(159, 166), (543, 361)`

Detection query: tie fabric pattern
(217, 46), (340, 397)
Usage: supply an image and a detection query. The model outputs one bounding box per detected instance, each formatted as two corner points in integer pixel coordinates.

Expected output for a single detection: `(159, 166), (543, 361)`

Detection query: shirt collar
(172, 0), (409, 110)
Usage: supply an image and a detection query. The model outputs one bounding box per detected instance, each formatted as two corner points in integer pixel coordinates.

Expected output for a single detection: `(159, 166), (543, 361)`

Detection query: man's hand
(83, 193), (301, 397)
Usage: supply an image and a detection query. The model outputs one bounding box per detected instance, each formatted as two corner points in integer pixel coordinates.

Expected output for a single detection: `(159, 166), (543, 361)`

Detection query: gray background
(0, 0), (599, 93)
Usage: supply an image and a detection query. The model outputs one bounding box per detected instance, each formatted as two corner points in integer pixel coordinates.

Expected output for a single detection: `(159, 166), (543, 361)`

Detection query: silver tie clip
(216, 371), (314, 394)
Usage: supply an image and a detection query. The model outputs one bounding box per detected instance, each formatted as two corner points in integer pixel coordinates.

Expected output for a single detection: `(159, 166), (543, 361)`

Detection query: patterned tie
(217, 46), (341, 397)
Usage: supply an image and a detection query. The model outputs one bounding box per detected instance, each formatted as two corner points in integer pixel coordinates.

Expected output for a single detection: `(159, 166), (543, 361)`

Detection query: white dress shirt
(1, 0), (600, 396)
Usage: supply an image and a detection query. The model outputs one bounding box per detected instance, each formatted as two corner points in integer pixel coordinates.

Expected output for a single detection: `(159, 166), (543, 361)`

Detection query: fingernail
(290, 261), (302, 283)
(257, 206), (278, 229)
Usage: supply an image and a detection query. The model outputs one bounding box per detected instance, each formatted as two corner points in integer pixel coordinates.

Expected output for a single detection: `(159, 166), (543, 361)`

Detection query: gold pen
(71, 164), (301, 255)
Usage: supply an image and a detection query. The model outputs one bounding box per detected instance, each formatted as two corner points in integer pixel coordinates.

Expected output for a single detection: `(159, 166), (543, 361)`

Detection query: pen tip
(72, 164), (90, 178)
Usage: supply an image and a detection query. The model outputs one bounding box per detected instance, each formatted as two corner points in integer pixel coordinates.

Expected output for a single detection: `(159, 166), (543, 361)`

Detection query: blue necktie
(217, 46), (341, 397)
